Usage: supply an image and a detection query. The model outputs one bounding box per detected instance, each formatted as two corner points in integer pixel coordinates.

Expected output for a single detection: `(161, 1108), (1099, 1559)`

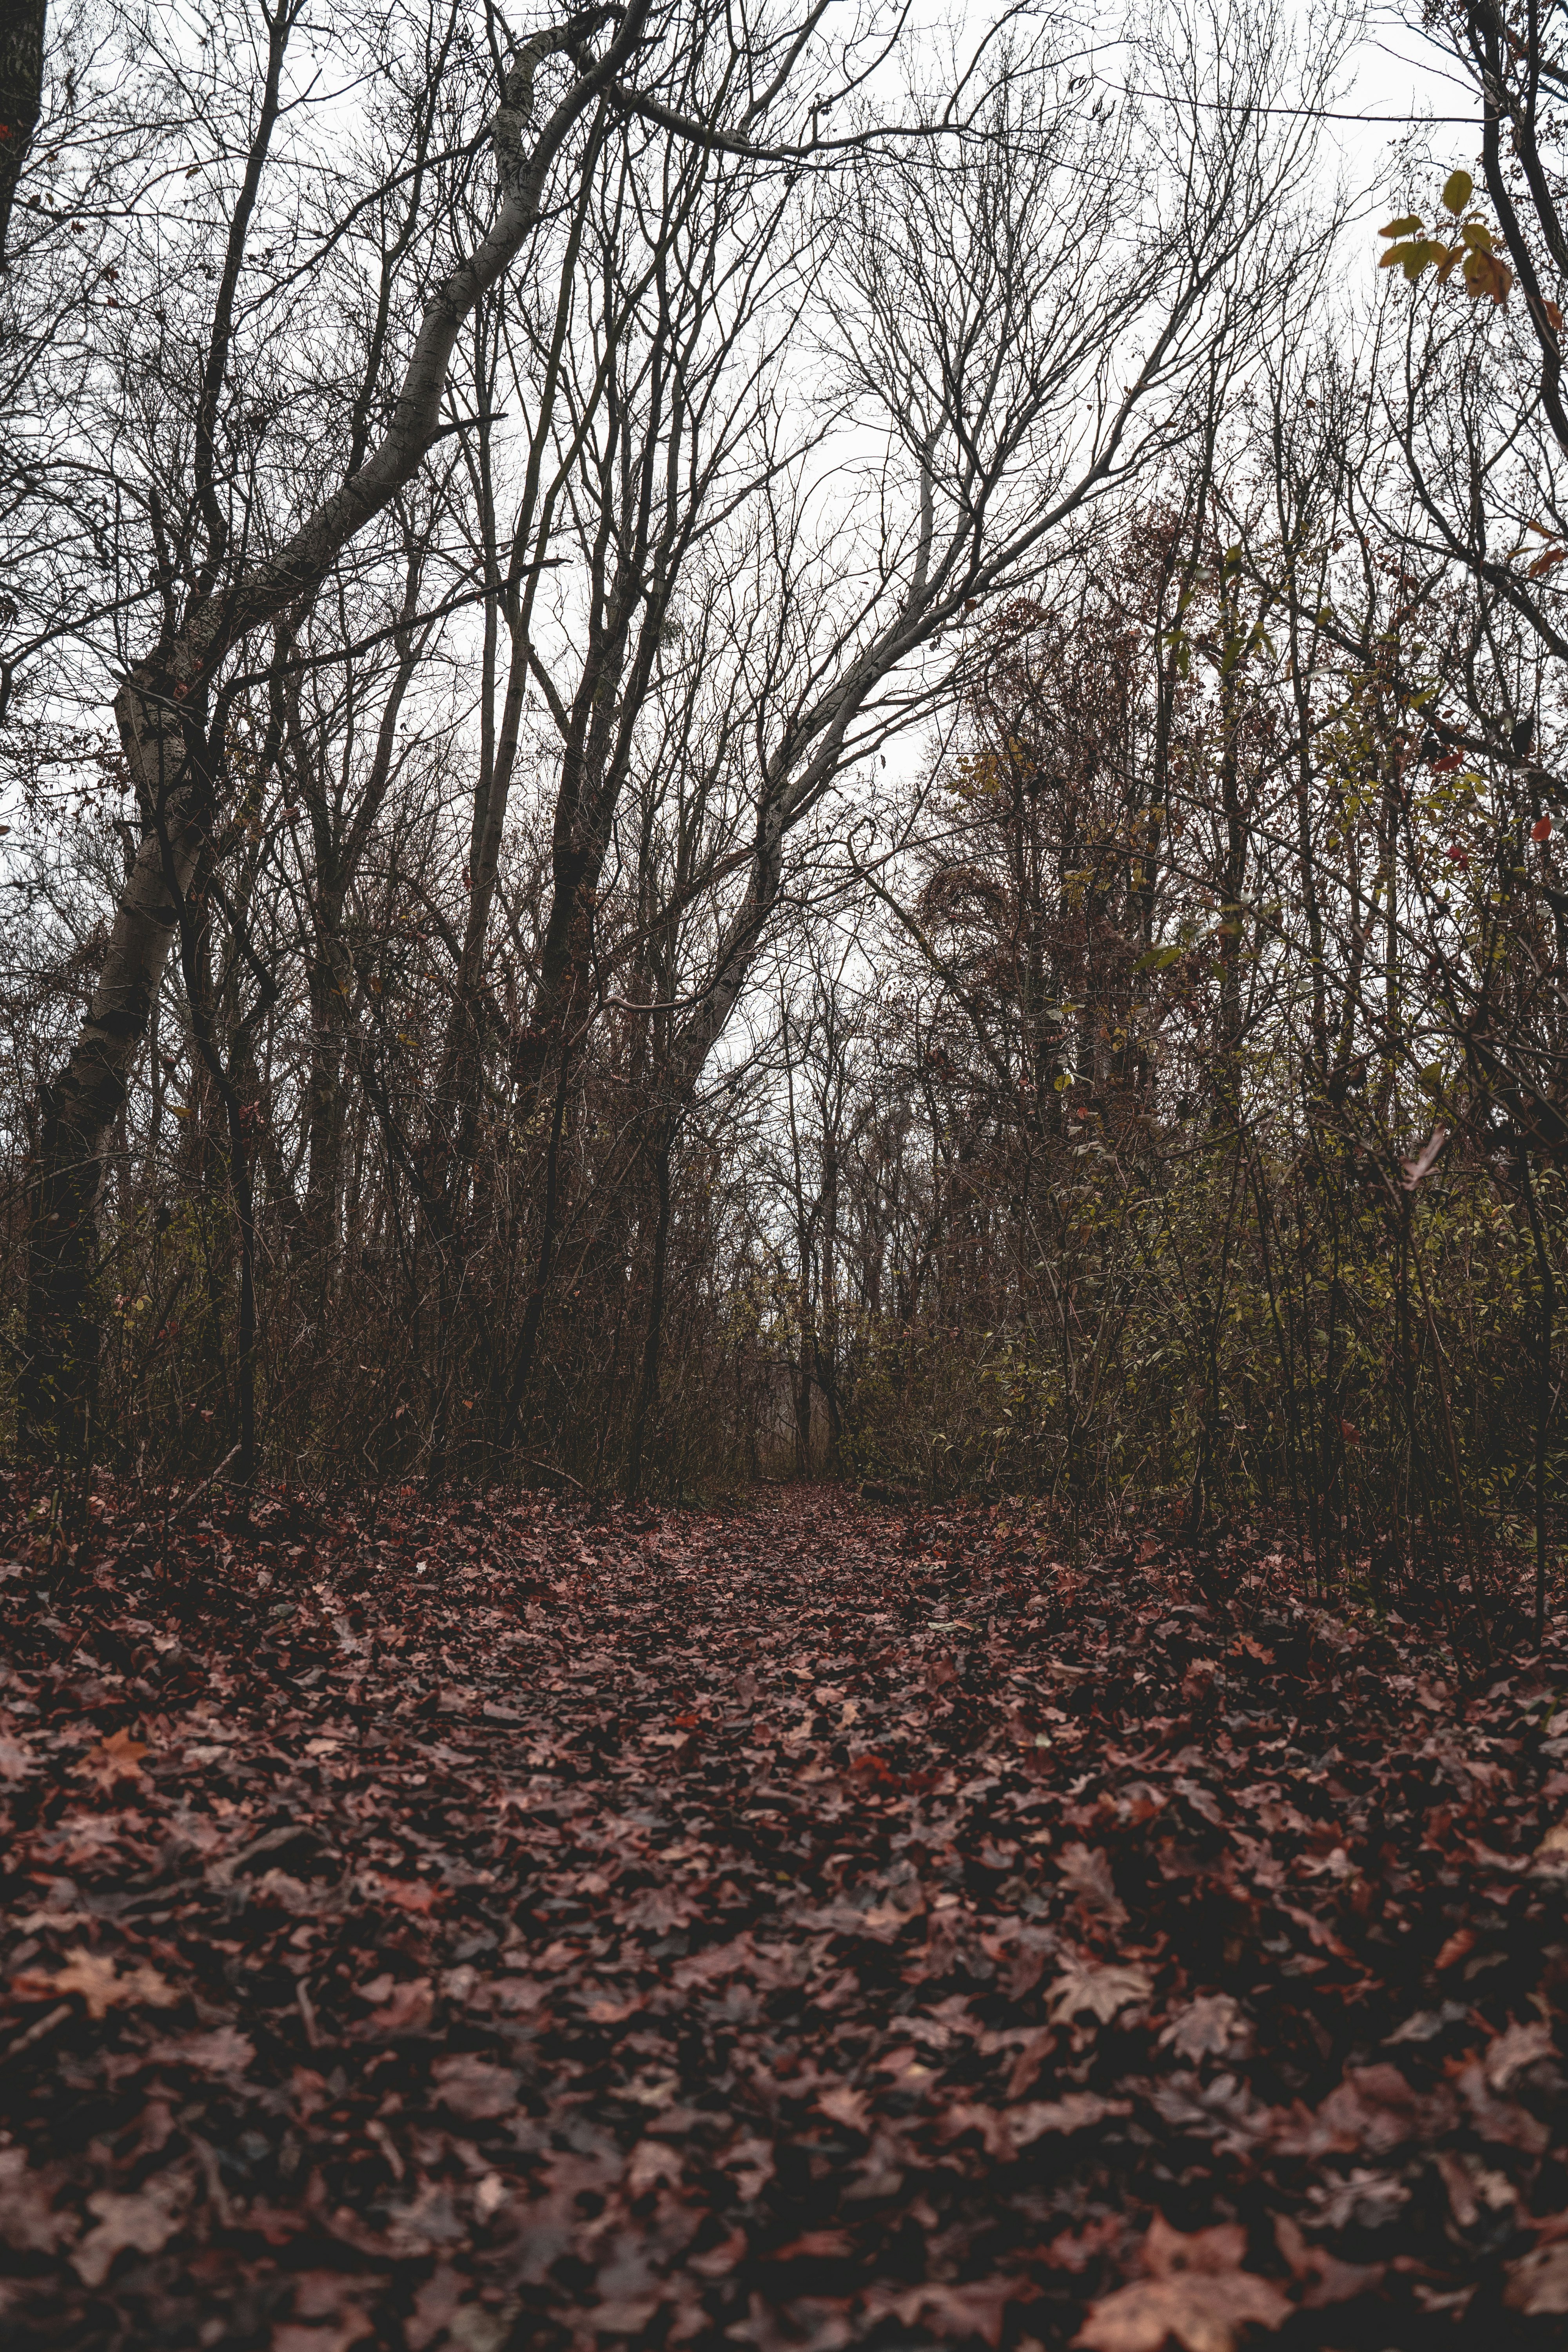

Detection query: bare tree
(17, 0), (826, 1456)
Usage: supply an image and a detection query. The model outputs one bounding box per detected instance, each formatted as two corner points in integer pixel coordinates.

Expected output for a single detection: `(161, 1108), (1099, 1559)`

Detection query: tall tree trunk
(0, 0), (45, 268)
(625, 1125), (673, 1498)
(1521, 1153), (1557, 1644)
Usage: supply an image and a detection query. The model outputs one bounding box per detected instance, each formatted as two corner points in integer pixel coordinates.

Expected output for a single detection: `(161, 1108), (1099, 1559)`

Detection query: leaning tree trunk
(22, 751), (217, 1458)
(0, 0), (45, 268)
(18, 7), (646, 1460)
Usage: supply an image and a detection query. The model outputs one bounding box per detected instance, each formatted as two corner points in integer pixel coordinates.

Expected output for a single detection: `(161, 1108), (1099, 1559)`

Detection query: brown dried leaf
(1076, 2218), (1289, 2352)
(1504, 2242), (1568, 2316)
(1059, 1844), (1128, 1924)
(0, 2150), (77, 2254)
(1160, 1994), (1251, 2063)
(17, 1945), (178, 2021)
(73, 2172), (190, 2287)
(1048, 1961), (1153, 2026)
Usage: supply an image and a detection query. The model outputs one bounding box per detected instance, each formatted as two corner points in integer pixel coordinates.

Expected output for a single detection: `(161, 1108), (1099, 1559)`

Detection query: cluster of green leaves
(1379, 171), (1514, 307)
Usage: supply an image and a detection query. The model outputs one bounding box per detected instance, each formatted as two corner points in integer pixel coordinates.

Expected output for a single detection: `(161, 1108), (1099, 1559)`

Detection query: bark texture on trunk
(23, 770), (214, 1455)
(0, 0), (45, 267)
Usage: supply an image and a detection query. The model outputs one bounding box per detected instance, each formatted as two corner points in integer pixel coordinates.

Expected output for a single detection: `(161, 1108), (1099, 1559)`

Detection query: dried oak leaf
(1436, 2149), (1517, 2232)
(1484, 2019), (1557, 2090)
(1011, 2092), (1129, 2144)
(361, 1870), (443, 1915)
(1059, 1844), (1128, 1924)
(0, 2149), (77, 2254)
(1504, 2241), (1568, 2315)
(16, 1945), (178, 2021)
(1274, 2214), (1383, 2309)
(936, 2101), (1016, 2157)
(142, 2025), (256, 2077)
(871, 2278), (1020, 2346)
(817, 2083), (871, 2131)
(408, 2264), (512, 2352)
(1076, 2217), (1289, 2352)
(1531, 1822), (1568, 1871)
(273, 2321), (377, 2352)
(1048, 1960), (1153, 2027)
(626, 2139), (685, 2198)
(1314, 2063), (1457, 2156)
(73, 2170), (191, 2287)
(1303, 2168), (1409, 2232)
(771, 2229), (855, 2260)
(432, 2053), (520, 2122)
(1457, 2061), (1550, 2154)
(350, 1976), (436, 2039)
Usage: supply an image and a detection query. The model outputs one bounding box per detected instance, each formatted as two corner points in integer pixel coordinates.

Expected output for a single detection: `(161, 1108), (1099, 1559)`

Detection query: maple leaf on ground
(1076, 2216), (1290, 2352)
(74, 1725), (150, 1789)
(1160, 1994), (1251, 2063)
(1049, 1960), (1154, 2026)
(14, 1945), (178, 2020)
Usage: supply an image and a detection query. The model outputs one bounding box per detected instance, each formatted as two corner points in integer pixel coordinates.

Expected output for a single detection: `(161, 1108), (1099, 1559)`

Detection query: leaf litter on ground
(1, 1472), (1566, 2350)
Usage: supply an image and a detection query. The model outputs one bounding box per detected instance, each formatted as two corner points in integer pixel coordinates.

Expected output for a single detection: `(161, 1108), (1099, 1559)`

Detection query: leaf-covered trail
(2, 1479), (1567, 2350)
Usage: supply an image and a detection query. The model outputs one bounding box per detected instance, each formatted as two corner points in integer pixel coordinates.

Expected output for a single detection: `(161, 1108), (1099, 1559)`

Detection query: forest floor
(1, 1475), (1567, 2352)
